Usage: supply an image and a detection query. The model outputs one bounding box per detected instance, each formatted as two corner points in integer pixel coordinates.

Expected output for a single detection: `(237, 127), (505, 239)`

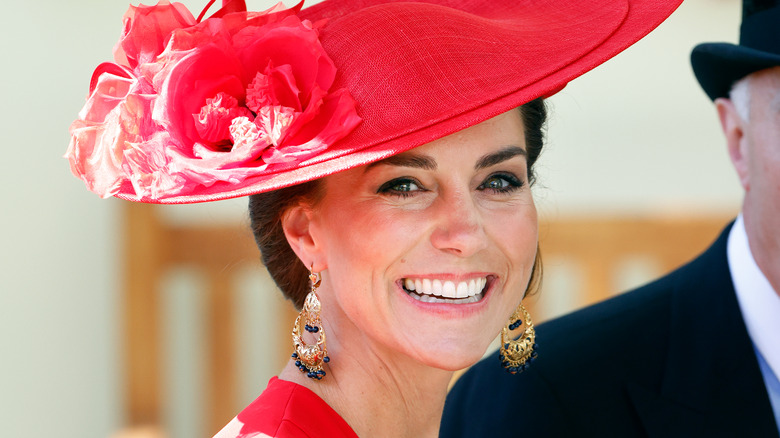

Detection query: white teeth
(408, 292), (484, 304)
(432, 279), (442, 296)
(456, 282), (468, 298)
(402, 277), (488, 301)
(442, 281), (457, 298)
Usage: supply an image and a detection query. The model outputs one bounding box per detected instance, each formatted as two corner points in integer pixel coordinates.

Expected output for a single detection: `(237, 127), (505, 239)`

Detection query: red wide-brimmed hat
(66, 0), (682, 204)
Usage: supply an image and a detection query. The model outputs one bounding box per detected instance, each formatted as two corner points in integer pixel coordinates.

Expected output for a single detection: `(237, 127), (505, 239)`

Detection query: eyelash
(377, 173), (524, 198)
(478, 173), (524, 193)
(377, 177), (423, 198)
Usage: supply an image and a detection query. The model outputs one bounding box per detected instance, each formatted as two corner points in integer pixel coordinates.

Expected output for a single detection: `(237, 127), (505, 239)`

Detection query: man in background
(440, 1), (780, 436)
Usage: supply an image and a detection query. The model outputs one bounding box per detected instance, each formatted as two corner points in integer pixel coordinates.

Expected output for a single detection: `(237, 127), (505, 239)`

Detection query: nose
(429, 189), (488, 257)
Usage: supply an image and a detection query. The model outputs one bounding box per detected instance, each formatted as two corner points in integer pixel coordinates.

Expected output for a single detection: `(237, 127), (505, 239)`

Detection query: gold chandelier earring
(291, 265), (330, 380)
(499, 303), (538, 374)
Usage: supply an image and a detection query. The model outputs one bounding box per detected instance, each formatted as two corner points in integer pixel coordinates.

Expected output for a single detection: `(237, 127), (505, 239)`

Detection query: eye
(377, 177), (425, 197)
(478, 173), (524, 193)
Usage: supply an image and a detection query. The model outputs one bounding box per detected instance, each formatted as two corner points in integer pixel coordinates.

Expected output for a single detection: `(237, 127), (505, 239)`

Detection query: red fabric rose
(114, 1), (198, 69)
(67, 1), (360, 200)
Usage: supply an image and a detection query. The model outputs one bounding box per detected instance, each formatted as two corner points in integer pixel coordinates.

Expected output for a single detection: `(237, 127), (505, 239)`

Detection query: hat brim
(117, 0), (682, 204)
(691, 42), (780, 101)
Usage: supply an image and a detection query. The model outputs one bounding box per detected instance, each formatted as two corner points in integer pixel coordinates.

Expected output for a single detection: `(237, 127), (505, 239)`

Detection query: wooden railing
(121, 203), (298, 435)
(530, 216), (731, 319)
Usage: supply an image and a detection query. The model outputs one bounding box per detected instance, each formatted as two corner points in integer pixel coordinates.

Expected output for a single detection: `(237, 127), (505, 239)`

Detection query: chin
(417, 338), (495, 371)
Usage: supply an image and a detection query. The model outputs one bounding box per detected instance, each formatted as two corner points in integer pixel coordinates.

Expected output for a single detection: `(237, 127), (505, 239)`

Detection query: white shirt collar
(728, 215), (780, 380)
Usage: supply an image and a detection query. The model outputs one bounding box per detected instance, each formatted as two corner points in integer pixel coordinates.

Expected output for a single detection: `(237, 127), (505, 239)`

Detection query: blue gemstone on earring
(292, 352), (298, 358)
(323, 356), (330, 363)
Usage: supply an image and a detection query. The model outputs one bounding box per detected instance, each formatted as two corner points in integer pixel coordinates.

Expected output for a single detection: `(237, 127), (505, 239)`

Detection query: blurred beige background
(0, 0), (742, 436)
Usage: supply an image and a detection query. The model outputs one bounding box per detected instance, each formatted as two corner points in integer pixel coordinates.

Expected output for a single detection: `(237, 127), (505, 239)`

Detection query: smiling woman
(65, 0), (682, 436)
(281, 109), (537, 371)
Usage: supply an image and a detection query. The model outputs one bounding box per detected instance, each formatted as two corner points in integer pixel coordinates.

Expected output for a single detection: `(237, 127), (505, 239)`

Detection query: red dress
(213, 377), (359, 438)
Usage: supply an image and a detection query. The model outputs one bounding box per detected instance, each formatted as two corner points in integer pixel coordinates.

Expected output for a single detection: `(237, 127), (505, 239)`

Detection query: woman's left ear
(281, 204), (326, 271)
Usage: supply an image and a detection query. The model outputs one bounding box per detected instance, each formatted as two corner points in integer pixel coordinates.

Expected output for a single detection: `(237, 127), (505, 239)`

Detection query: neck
(279, 331), (455, 438)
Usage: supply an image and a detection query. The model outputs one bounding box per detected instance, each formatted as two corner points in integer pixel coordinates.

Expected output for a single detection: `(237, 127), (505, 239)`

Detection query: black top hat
(691, 0), (780, 100)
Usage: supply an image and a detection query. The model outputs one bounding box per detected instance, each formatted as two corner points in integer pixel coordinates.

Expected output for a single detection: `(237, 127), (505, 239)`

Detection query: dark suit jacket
(441, 224), (779, 438)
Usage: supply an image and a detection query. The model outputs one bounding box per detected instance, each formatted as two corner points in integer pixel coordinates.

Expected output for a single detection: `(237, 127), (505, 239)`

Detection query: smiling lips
(402, 277), (488, 304)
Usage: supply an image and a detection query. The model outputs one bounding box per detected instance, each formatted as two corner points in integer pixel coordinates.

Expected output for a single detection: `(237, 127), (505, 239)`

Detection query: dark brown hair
(249, 98), (547, 308)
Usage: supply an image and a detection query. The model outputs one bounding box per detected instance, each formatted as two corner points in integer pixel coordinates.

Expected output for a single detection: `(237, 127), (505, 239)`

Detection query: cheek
(487, 204), (538, 260)
(749, 138), (780, 196)
(318, 201), (419, 272)
(485, 206), (538, 300)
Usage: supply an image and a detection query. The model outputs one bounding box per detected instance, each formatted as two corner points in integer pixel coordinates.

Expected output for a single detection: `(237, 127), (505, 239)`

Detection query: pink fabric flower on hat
(66, 1), (361, 200)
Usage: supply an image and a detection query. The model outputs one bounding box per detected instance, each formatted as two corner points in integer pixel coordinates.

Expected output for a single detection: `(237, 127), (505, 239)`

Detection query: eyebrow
(475, 146), (527, 170)
(365, 153), (437, 171)
(365, 145), (526, 172)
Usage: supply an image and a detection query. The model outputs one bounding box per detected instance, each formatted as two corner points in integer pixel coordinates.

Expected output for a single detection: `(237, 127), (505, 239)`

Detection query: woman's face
(304, 110), (538, 370)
